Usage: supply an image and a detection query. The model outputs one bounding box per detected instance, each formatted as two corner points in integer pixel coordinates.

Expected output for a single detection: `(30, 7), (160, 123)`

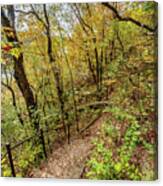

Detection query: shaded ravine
(30, 113), (109, 178)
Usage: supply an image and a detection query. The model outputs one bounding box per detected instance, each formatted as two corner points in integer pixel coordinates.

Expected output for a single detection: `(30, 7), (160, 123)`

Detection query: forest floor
(30, 113), (109, 178)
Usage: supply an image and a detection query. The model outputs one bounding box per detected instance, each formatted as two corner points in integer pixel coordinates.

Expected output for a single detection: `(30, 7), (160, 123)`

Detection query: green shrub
(85, 107), (142, 180)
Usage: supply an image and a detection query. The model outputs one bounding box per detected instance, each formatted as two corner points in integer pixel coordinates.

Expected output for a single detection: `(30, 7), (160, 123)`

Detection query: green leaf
(114, 163), (122, 173)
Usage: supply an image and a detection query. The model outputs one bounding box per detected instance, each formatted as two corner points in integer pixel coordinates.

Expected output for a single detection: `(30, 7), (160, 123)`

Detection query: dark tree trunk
(1, 7), (39, 132)
(84, 41), (97, 84)
(99, 48), (103, 91)
(110, 40), (115, 62)
(43, 4), (67, 135)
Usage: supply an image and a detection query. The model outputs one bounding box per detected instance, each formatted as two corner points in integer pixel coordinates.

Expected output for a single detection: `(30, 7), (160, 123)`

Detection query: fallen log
(79, 112), (102, 134)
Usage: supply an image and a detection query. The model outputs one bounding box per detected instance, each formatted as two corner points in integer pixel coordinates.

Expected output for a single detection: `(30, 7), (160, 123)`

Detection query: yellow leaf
(10, 48), (21, 59)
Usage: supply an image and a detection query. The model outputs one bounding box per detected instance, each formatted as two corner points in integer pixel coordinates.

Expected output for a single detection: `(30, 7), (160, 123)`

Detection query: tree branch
(74, 4), (94, 34)
(15, 9), (34, 15)
(102, 2), (157, 33)
(30, 5), (47, 28)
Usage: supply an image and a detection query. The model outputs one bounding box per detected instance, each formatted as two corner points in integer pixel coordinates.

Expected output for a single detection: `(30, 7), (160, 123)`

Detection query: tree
(1, 6), (40, 132)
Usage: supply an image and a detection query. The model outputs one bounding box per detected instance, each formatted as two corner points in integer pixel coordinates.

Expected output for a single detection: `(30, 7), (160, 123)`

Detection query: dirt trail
(31, 114), (109, 178)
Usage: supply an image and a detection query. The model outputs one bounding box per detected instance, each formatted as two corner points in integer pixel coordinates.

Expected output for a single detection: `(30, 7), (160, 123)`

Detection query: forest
(1, 1), (157, 180)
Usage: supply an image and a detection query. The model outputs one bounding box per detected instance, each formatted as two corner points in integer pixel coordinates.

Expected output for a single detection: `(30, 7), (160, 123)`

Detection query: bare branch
(30, 5), (47, 28)
(102, 2), (157, 33)
(15, 9), (33, 15)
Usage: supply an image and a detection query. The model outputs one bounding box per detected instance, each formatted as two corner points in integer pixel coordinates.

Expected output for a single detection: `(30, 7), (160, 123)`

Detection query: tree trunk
(43, 4), (67, 135)
(1, 7), (39, 132)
